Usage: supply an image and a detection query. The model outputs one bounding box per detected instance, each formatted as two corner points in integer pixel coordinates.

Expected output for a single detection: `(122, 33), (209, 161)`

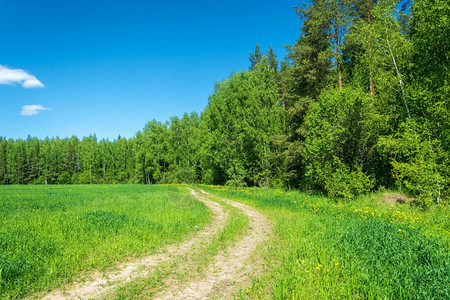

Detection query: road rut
(41, 188), (227, 300)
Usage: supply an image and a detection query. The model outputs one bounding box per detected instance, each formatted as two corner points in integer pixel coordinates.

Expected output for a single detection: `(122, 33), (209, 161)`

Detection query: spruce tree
(249, 43), (263, 70)
(29, 139), (40, 183)
(266, 45), (278, 71)
(17, 142), (29, 184)
(0, 139), (6, 184)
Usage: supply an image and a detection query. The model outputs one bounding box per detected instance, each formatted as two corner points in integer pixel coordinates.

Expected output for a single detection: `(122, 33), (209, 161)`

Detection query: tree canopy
(1, 0), (448, 207)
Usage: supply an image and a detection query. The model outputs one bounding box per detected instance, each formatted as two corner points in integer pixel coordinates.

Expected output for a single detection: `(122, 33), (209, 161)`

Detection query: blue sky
(1, 0), (303, 140)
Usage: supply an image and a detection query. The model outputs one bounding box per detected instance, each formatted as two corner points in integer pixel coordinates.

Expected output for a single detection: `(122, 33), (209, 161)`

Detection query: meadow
(201, 185), (449, 299)
(0, 184), (448, 299)
(0, 185), (211, 299)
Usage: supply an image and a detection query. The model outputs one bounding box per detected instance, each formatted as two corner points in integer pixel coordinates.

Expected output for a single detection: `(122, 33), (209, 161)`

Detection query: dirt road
(41, 188), (271, 299)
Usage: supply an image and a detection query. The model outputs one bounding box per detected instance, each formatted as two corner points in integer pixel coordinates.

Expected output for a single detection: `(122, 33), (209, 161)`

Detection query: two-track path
(41, 188), (271, 299)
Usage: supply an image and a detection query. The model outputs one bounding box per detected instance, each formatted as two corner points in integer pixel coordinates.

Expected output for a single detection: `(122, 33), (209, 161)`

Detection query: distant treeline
(1, 0), (448, 206)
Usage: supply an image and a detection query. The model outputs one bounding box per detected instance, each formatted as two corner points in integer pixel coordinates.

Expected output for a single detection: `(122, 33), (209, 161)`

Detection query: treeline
(0, 114), (202, 186)
(1, 0), (448, 206)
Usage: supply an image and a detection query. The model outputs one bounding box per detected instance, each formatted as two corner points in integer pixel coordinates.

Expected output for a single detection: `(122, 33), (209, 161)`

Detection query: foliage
(304, 87), (375, 198)
(380, 120), (448, 207)
(200, 57), (285, 187)
(0, 0), (448, 206)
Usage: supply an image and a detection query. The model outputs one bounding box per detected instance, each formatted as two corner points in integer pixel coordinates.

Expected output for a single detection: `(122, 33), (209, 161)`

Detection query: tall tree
(328, 0), (354, 89)
(0, 138), (6, 184)
(266, 45), (278, 71)
(249, 43), (263, 70)
(409, 0), (450, 149)
(17, 141), (29, 184)
(201, 57), (284, 187)
(29, 139), (40, 183)
(278, 0), (334, 187)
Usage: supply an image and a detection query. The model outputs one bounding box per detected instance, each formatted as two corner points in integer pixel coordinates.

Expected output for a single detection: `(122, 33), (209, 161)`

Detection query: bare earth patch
(40, 188), (228, 300)
(382, 193), (413, 205)
(152, 189), (272, 300)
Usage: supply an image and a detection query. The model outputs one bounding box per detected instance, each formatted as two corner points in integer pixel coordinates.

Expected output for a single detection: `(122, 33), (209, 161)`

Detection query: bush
(326, 161), (374, 200)
(381, 120), (448, 207)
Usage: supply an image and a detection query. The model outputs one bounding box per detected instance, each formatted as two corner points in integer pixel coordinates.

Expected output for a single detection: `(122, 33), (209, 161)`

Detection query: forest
(1, 0), (448, 207)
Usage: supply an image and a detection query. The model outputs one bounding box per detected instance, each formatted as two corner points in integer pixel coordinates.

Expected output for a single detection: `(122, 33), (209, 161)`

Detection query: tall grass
(0, 184), (210, 299)
(202, 185), (449, 299)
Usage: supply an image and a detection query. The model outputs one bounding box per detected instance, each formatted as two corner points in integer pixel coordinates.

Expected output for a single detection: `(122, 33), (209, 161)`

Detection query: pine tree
(249, 43), (263, 70)
(65, 140), (75, 177)
(29, 139), (40, 183)
(0, 139), (6, 184)
(278, 0), (334, 187)
(17, 142), (29, 184)
(329, 0), (353, 89)
(266, 45), (278, 71)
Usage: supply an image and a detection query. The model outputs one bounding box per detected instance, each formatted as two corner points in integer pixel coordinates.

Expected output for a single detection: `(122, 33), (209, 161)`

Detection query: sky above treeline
(1, 0), (303, 140)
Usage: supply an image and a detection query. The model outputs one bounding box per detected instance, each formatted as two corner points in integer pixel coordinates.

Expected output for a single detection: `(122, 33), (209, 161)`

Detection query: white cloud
(20, 104), (50, 116)
(0, 65), (44, 88)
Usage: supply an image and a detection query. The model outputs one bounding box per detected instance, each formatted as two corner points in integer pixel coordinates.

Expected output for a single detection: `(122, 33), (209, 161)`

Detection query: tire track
(153, 189), (271, 300)
(41, 188), (228, 300)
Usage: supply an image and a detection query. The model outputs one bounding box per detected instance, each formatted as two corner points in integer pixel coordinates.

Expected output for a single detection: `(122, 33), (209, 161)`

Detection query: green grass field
(0, 184), (448, 299)
(0, 184), (211, 299)
(201, 185), (449, 299)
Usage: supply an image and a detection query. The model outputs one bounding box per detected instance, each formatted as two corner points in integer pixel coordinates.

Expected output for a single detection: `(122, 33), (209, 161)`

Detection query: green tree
(29, 139), (41, 183)
(249, 43), (263, 70)
(79, 135), (99, 184)
(278, 0), (335, 187)
(266, 45), (278, 71)
(304, 87), (375, 198)
(201, 57), (284, 187)
(17, 141), (29, 184)
(0, 138), (6, 184)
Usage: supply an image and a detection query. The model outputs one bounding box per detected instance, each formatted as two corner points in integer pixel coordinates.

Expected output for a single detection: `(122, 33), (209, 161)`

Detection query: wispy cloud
(20, 104), (50, 116)
(0, 65), (44, 88)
